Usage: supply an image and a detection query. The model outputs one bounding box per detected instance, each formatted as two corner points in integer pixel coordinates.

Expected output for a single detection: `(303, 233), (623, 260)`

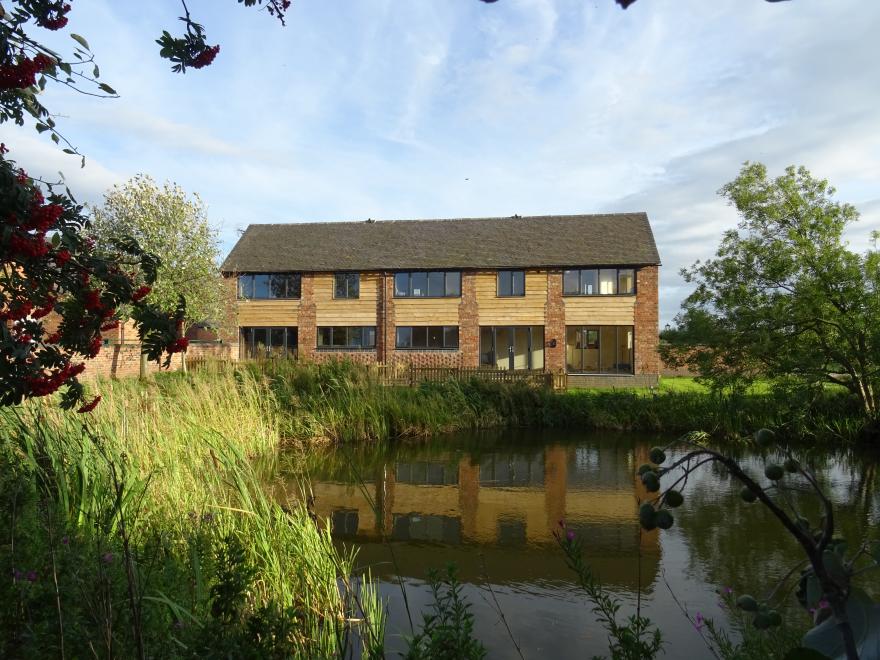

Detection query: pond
(274, 430), (880, 658)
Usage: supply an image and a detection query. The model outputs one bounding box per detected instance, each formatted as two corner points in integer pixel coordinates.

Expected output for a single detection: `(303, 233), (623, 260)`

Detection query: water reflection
(279, 433), (662, 592)
(274, 430), (880, 659)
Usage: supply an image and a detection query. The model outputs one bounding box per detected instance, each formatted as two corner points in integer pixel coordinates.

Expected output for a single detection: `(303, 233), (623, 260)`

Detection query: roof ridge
(243, 212), (648, 229)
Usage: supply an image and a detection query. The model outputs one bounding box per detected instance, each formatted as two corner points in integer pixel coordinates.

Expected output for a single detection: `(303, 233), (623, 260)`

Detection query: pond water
(274, 430), (880, 658)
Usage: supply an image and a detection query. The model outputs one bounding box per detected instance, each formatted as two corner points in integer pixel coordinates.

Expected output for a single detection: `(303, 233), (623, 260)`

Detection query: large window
(497, 270), (525, 297)
(240, 327), (298, 359)
(394, 271), (461, 297)
(317, 326), (376, 349)
(237, 273), (301, 299)
(334, 273), (360, 299)
(562, 268), (635, 296)
(565, 325), (633, 374)
(396, 326), (459, 350)
(479, 326), (544, 370)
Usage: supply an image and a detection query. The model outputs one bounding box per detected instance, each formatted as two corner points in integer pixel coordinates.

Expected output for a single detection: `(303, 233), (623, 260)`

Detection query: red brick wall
(219, 275), (240, 360)
(458, 272), (480, 367)
(297, 273), (317, 361)
(311, 350), (377, 365)
(544, 269), (566, 373)
(378, 272), (395, 364)
(81, 341), (232, 380)
(634, 265), (660, 376)
(388, 350), (464, 368)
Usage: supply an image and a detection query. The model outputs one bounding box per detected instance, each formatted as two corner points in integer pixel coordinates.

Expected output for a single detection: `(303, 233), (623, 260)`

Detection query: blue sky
(2, 0), (878, 324)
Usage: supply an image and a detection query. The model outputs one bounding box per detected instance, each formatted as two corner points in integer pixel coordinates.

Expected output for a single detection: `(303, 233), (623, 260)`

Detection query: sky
(2, 0), (878, 325)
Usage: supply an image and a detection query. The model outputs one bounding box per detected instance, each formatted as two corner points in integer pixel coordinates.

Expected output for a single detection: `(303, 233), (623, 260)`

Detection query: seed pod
(767, 610), (782, 627)
(753, 612), (772, 630)
(649, 447), (667, 465)
(764, 464), (784, 481)
(784, 458), (799, 473)
(737, 595), (759, 612)
(754, 428), (775, 448)
(638, 463), (654, 476)
(664, 489), (684, 508)
(655, 510), (674, 530)
(740, 487), (757, 503)
(643, 474), (661, 493)
(639, 502), (657, 531)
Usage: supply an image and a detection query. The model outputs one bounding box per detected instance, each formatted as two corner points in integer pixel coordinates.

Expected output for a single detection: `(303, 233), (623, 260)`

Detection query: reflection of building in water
(309, 444), (658, 554)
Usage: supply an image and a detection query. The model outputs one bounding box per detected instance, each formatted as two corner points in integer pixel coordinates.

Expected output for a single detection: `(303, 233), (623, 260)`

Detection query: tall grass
(0, 370), (384, 657)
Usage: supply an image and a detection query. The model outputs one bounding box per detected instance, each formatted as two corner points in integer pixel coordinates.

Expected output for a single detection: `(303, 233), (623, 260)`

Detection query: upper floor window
(394, 271), (461, 298)
(238, 273), (301, 299)
(497, 270), (525, 297)
(563, 268), (635, 296)
(334, 273), (360, 299)
(317, 326), (376, 349)
(396, 326), (459, 350)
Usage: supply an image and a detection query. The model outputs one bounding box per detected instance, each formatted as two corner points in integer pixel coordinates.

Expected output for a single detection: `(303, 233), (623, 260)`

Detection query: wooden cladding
(564, 297), (635, 325)
(232, 270), (637, 331)
(474, 270), (547, 325)
(315, 272), (379, 325)
(237, 299), (300, 327)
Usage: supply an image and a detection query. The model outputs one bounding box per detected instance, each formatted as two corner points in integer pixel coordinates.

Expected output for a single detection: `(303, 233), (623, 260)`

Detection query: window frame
(392, 271), (462, 298)
(496, 270), (526, 297)
(333, 272), (360, 300)
(239, 326), (298, 359)
(316, 326), (377, 350)
(564, 325), (634, 374)
(395, 325), (460, 350)
(237, 272), (302, 300)
(562, 267), (638, 297)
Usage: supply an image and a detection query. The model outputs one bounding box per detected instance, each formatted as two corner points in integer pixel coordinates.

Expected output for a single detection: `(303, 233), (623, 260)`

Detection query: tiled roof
(221, 213), (660, 273)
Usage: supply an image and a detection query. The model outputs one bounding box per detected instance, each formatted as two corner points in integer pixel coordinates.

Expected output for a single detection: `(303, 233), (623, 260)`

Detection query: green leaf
(70, 33), (90, 51)
(51, 133), (59, 144)
(93, 64), (100, 78)
(35, 123), (49, 133)
(98, 83), (117, 95)
(59, 61), (72, 76)
(62, 148), (75, 154)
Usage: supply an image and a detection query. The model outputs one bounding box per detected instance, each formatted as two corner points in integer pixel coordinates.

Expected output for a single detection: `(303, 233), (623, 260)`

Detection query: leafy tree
(1, 1), (287, 409)
(89, 175), (222, 333)
(663, 163), (880, 421)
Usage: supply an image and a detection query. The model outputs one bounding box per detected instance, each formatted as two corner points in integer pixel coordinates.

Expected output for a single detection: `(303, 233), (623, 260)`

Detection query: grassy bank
(229, 359), (867, 445)
(0, 368), (384, 658)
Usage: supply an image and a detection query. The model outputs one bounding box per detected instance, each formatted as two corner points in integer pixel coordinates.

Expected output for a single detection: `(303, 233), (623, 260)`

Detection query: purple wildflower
(61, 536), (69, 545)
(566, 529), (576, 542)
(102, 552), (114, 564)
(818, 599), (830, 610)
(724, 586), (733, 594)
(694, 612), (705, 632)
(26, 571), (37, 583)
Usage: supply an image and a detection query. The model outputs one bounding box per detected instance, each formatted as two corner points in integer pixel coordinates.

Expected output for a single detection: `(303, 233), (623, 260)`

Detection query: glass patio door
(480, 326), (544, 370)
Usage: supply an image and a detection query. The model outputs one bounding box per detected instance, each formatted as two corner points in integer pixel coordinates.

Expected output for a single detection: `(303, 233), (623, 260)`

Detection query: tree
(663, 163), (880, 420)
(1, 1), (287, 409)
(90, 176), (222, 334)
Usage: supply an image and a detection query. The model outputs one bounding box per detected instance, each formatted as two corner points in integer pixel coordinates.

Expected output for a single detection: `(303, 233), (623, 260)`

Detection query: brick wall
(378, 272), (395, 364)
(219, 275), (240, 360)
(81, 341), (232, 380)
(388, 350), (464, 368)
(634, 265), (660, 376)
(458, 272), (480, 367)
(311, 350), (377, 365)
(544, 269), (566, 373)
(297, 273), (317, 361)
